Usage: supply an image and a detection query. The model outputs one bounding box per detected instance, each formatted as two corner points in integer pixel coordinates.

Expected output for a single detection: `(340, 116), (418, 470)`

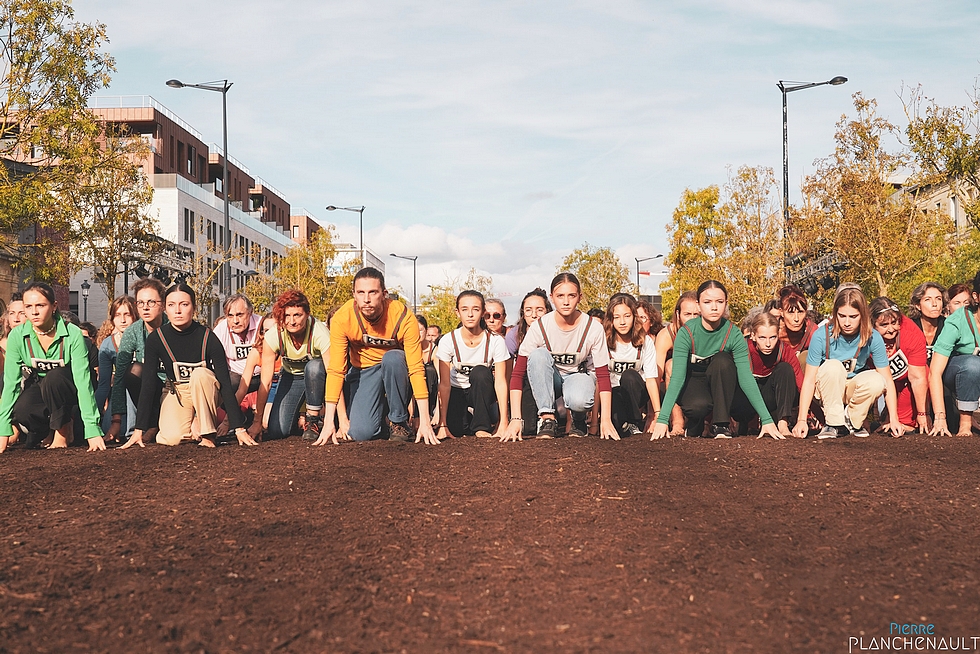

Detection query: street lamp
(80, 279), (90, 321)
(326, 205), (366, 269)
(634, 255), (663, 295)
(777, 75), (847, 268)
(390, 253), (418, 312)
(167, 78), (234, 295)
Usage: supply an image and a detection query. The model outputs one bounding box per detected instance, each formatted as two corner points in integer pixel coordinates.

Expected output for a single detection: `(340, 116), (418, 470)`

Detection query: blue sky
(76, 0), (980, 313)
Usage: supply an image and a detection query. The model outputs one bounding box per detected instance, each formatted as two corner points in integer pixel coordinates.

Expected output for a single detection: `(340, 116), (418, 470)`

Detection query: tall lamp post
(390, 253), (418, 312)
(80, 279), (90, 321)
(166, 78), (234, 295)
(634, 255), (663, 295)
(326, 205), (366, 268)
(777, 76), (847, 267)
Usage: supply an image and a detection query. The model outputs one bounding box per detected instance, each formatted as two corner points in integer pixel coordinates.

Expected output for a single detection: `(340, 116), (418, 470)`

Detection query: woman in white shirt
(435, 291), (511, 439)
(604, 293), (660, 436)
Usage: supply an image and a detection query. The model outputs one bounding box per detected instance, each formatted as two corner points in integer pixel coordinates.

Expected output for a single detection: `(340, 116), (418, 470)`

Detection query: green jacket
(0, 316), (101, 438)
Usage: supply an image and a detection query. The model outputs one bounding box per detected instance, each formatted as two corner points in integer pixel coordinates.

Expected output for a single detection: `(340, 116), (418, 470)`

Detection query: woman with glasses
(870, 297), (929, 433)
(484, 299), (507, 338)
(504, 289), (551, 436)
(105, 277), (168, 445)
(123, 283), (257, 448)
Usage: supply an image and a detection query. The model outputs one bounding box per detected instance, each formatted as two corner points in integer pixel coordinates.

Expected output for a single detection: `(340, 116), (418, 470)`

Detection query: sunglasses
(484, 312), (503, 320)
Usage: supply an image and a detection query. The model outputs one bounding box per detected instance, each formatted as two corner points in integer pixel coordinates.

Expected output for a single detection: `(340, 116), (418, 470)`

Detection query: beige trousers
(157, 367), (221, 446)
(815, 360), (885, 428)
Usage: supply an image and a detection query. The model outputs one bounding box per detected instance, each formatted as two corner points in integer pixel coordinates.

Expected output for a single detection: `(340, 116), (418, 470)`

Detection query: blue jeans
(943, 354), (980, 412)
(526, 348), (596, 415)
(266, 359), (326, 440)
(345, 350), (412, 441)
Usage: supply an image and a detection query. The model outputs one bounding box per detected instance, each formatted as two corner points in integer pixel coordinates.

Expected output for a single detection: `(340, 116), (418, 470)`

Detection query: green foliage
(0, 0), (114, 283)
(903, 82), (980, 231)
(55, 124), (158, 301)
(556, 242), (631, 312)
(419, 268), (493, 334)
(241, 226), (355, 320)
(662, 166), (782, 321)
(798, 93), (956, 300)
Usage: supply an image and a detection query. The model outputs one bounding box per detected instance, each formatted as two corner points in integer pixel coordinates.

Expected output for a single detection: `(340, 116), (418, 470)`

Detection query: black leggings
(127, 363), (161, 432)
(731, 361), (798, 428)
(14, 367), (79, 447)
(677, 351), (737, 437)
(611, 369), (649, 426)
(446, 366), (498, 435)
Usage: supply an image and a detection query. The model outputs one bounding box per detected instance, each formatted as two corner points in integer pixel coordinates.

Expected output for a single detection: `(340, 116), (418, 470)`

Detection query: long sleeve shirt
(0, 317), (102, 438)
(747, 339), (804, 389)
(326, 299), (426, 404)
(111, 319), (167, 416)
(96, 334), (118, 411)
(657, 318), (773, 426)
(136, 321), (244, 431)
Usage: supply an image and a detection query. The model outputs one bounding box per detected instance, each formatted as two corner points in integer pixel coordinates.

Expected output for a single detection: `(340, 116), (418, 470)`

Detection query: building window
(215, 175), (223, 193)
(177, 141), (184, 175)
(187, 145), (195, 175)
(292, 225), (299, 238)
(170, 136), (175, 169)
(183, 208), (196, 244)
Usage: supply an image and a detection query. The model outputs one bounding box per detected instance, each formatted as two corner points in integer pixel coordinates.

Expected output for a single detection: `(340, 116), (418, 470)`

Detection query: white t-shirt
(213, 313), (263, 376)
(518, 312), (610, 375)
(436, 328), (510, 389)
(608, 335), (658, 388)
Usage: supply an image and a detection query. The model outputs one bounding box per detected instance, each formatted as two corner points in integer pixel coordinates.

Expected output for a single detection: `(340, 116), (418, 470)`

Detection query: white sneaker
(816, 425), (839, 440)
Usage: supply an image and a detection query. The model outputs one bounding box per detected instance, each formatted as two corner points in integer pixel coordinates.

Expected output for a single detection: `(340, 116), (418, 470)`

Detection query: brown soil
(0, 434), (978, 653)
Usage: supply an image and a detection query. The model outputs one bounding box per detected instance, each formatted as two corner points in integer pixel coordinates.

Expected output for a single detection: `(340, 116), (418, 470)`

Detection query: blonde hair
(831, 288), (872, 347)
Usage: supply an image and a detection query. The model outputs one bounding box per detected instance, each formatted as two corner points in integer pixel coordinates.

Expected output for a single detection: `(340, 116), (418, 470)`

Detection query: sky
(76, 0), (980, 315)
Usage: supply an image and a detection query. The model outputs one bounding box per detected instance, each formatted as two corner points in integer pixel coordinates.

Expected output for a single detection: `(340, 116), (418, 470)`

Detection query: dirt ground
(0, 433), (978, 653)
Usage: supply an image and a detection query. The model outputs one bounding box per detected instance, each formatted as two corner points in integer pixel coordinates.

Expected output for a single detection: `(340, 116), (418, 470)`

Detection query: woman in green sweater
(651, 280), (783, 440)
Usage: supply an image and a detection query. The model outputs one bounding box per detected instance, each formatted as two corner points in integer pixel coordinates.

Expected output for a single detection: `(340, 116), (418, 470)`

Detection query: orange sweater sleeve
(326, 301), (356, 404)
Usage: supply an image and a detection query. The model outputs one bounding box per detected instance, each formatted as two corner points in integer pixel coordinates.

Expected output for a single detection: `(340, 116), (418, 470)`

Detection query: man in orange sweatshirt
(315, 267), (439, 445)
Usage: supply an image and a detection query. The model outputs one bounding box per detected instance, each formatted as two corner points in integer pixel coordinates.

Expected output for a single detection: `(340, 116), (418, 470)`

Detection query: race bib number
(842, 358), (858, 374)
(552, 353), (577, 366)
(926, 345), (933, 363)
(234, 344), (252, 360)
(888, 350), (909, 380)
(459, 364), (475, 375)
(611, 360), (636, 374)
(173, 361), (204, 383)
(690, 352), (713, 365)
(363, 334), (398, 348)
(32, 358), (64, 373)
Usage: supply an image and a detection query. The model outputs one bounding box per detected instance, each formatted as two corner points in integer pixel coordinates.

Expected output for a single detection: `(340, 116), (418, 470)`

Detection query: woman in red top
(732, 312), (802, 436)
(870, 297), (929, 432)
(777, 284), (816, 367)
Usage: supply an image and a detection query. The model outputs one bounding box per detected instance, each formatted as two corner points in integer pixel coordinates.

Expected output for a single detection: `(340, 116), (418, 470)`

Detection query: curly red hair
(272, 289), (311, 326)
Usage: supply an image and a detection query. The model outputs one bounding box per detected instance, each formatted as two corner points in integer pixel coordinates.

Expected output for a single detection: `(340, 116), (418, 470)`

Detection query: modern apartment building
(66, 96), (382, 323)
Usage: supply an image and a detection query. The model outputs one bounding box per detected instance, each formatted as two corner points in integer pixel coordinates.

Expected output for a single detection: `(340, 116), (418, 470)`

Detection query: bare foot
(777, 419), (793, 437)
(198, 438), (216, 448)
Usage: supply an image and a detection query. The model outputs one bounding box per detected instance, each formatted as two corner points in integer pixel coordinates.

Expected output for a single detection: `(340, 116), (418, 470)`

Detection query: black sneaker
(387, 419), (414, 442)
(302, 414), (323, 441)
(537, 417), (559, 439)
(710, 423), (732, 439)
(568, 412), (589, 437)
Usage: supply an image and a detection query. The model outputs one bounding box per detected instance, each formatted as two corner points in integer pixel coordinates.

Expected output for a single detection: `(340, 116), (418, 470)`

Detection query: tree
(0, 0), (113, 282)
(556, 243), (630, 312)
(419, 268), (493, 333)
(241, 226), (354, 320)
(797, 93), (955, 299)
(662, 166), (782, 320)
(903, 82), (980, 231)
(55, 124), (158, 302)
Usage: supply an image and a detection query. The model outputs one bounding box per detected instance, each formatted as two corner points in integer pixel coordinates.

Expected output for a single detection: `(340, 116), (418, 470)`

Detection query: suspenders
(537, 315), (594, 354)
(450, 330), (491, 365)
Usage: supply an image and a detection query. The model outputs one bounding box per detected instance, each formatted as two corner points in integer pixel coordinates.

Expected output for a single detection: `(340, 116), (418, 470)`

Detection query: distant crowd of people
(0, 267), (976, 453)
